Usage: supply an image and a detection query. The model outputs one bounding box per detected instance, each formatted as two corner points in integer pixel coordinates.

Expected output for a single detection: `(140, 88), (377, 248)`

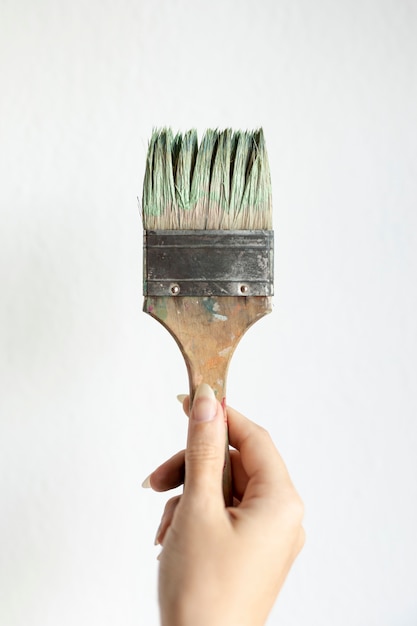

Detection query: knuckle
(275, 490), (305, 530)
(298, 526), (306, 550)
(291, 494), (305, 523)
(186, 440), (221, 465)
(254, 424), (272, 441)
(287, 493), (305, 526)
(163, 495), (181, 516)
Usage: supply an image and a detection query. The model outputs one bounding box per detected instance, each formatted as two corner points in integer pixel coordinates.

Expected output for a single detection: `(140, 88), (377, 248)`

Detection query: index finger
(226, 406), (295, 506)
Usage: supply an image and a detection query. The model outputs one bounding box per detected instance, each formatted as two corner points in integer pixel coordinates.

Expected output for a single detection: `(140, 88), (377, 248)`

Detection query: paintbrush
(142, 128), (273, 505)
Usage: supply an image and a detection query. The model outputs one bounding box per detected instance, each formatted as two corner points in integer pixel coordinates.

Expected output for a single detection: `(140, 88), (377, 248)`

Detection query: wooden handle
(144, 295), (272, 505)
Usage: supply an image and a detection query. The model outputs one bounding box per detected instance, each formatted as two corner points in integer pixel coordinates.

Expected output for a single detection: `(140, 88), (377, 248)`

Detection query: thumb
(182, 383), (226, 506)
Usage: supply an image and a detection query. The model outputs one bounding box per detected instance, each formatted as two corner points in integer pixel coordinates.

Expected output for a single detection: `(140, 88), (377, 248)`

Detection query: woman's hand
(143, 384), (305, 626)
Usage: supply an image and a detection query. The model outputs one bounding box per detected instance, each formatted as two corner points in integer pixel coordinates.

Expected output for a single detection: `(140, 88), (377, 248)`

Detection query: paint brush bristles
(142, 128), (272, 230)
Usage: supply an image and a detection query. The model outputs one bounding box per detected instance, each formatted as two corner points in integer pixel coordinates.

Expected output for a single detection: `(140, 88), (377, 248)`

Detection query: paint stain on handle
(203, 297), (228, 321)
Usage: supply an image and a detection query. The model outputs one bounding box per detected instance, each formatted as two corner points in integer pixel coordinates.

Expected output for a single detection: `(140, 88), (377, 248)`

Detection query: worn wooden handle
(144, 295), (272, 505)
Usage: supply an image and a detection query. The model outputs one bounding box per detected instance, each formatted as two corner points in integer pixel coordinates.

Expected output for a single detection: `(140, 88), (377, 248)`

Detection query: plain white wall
(1, 0), (416, 624)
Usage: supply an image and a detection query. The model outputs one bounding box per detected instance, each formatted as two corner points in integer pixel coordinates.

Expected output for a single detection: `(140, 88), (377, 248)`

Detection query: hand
(143, 384), (305, 626)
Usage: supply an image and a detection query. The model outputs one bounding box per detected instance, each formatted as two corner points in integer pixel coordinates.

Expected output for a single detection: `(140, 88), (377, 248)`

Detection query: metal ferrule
(143, 229), (274, 297)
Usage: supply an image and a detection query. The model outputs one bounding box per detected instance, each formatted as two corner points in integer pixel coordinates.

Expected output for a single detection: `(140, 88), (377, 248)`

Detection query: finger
(227, 405), (289, 486)
(226, 406), (303, 516)
(144, 450), (186, 492)
(182, 383), (226, 508)
(154, 495), (181, 546)
(146, 448), (247, 500)
(229, 449), (249, 501)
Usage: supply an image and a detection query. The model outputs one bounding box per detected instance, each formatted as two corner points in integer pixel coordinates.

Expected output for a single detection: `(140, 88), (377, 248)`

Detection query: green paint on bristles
(142, 128), (272, 230)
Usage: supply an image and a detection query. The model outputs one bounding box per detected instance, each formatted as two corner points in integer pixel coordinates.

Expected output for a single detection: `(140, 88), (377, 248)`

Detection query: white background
(1, 1), (416, 624)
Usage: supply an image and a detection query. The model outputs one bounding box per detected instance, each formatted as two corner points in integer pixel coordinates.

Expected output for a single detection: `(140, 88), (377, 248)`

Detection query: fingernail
(177, 394), (187, 404)
(192, 383), (217, 422)
(141, 474), (152, 488)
